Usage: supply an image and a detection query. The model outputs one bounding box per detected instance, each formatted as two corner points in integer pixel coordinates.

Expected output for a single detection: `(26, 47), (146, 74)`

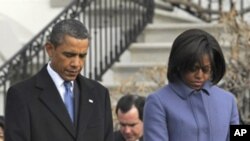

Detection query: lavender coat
(143, 81), (239, 141)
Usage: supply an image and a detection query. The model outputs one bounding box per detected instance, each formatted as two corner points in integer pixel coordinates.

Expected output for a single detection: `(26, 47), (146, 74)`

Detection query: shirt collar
(169, 79), (212, 99)
(47, 62), (65, 88)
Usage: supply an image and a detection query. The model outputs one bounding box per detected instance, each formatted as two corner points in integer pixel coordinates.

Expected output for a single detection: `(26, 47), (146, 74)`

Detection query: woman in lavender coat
(143, 29), (239, 141)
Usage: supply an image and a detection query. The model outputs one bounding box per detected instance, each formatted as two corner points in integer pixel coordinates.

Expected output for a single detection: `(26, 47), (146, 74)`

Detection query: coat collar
(35, 65), (95, 138)
(169, 79), (213, 99)
(75, 75), (95, 139)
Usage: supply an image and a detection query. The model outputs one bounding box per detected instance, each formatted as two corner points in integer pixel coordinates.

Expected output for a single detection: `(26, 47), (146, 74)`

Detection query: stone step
(102, 41), (232, 84)
(128, 42), (232, 63)
(154, 0), (174, 12)
(129, 42), (172, 62)
(153, 8), (202, 24)
(137, 23), (224, 43)
(111, 62), (166, 83)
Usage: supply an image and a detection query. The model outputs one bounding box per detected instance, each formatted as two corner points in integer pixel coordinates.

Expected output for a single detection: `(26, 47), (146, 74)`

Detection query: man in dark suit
(114, 94), (145, 141)
(5, 19), (113, 141)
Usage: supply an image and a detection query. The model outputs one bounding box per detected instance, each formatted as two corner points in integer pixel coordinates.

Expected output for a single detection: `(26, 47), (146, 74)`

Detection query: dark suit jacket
(5, 65), (114, 141)
(114, 131), (143, 141)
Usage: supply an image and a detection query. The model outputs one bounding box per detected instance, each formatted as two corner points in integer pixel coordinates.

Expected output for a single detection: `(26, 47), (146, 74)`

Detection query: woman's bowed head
(167, 28), (225, 90)
(143, 28), (239, 141)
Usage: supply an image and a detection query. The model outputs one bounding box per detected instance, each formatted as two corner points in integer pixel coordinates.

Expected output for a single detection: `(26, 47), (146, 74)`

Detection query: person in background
(143, 29), (239, 141)
(114, 94), (145, 141)
(0, 116), (4, 141)
(5, 19), (113, 141)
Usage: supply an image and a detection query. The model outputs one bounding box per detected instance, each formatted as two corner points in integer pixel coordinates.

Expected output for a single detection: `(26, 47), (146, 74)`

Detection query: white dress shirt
(47, 62), (74, 102)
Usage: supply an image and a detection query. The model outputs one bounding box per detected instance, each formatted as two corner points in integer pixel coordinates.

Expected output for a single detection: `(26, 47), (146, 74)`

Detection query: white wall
(0, 0), (65, 35)
(0, 0), (69, 115)
(0, 0), (66, 65)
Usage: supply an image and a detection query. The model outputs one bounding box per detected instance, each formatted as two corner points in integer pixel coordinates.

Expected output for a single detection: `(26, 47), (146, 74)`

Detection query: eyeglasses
(188, 65), (212, 74)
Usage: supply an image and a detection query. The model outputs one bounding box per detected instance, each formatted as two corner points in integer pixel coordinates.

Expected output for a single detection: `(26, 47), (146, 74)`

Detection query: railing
(0, 0), (154, 106)
(164, 0), (250, 22)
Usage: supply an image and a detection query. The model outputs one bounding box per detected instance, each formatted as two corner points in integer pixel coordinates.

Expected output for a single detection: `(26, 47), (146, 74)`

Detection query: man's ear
(45, 42), (54, 58)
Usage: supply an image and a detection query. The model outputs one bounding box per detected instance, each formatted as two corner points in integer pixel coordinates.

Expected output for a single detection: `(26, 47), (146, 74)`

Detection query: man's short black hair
(115, 94), (145, 121)
(49, 19), (89, 47)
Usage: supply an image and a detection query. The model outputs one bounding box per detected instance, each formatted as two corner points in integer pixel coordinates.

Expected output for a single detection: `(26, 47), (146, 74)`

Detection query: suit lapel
(75, 77), (95, 139)
(36, 66), (76, 138)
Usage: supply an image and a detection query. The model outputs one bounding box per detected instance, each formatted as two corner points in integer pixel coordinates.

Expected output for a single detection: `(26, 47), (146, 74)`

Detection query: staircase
(101, 2), (231, 107)
(0, 0), (249, 118)
(0, 0), (155, 115)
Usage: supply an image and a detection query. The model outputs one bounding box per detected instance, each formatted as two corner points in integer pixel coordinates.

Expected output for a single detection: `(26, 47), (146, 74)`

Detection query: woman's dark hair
(115, 94), (145, 121)
(167, 28), (226, 84)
